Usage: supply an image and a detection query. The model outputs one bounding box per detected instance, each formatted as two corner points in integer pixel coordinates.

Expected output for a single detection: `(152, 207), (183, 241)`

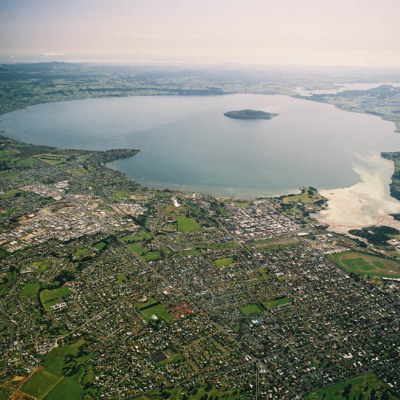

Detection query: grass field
(263, 296), (290, 309)
(240, 304), (261, 315)
(127, 242), (147, 256)
(250, 237), (300, 252)
(93, 241), (106, 250)
(142, 251), (163, 261)
(235, 201), (250, 207)
(74, 248), (89, 256)
(116, 273), (126, 284)
(112, 190), (131, 200)
(26, 260), (51, 273)
(136, 298), (173, 323)
(306, 374), (397, 399)
(40, 287), (72, 311)
(214, 257), (234, 268)
(156, 385), (247, 399)
(42, 339), (85, 375)
(127, 243), (163, 261)
(0, 189), (24, 200)
(174, 249), (201, 257)
(22, 339), (87, 400)
(328, 251), (400, 278)
(122, 229), (152, 243)
(34, 153), (73, 166)
(44, 377), (82, 400)
(18, 282), (41, 298)
(174, 215), (201, 232)
(281, 187), (324, 205)
(21, 369), (62, 400)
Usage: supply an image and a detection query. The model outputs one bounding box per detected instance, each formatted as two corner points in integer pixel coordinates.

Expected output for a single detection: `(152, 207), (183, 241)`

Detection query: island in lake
(224, 109), (279, 120)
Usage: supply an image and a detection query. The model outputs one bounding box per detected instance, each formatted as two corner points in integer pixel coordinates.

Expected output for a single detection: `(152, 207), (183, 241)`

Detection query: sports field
(306, 374), (398, 399)
(328, 251), (400, 278)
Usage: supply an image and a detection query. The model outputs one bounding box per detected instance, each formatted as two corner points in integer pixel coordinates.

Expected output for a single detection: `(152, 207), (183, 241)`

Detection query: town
(0, 134), (399, 400)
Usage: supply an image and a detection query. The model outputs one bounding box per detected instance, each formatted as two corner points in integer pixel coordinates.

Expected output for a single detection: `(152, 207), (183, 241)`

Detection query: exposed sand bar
(316, 153), (400, 233)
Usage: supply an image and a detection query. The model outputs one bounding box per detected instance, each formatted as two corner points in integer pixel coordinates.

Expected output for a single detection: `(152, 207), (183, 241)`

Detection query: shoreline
(2, 91), (400, 234)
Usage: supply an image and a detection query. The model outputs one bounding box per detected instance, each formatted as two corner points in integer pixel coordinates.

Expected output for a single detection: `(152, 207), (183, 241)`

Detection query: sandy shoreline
(316, 153), (400, 233)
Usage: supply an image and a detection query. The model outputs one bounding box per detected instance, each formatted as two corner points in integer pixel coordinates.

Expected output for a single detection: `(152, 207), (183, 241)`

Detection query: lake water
(1, 94), (399, 200)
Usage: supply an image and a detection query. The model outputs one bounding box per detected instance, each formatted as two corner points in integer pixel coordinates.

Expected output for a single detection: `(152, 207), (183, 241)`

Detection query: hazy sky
(1, 0), (400, 66)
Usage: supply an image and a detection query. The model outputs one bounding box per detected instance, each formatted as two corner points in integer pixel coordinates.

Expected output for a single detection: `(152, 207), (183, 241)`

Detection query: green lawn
(306, 374), (398, 399)
(74, 248), (89, 256)
(263, 296), (290, 309)
(22, 339), (87, 400)
(35, 261), (51, 273)
(21, 369), (62, 400)
(93, 241), (106, 250)
(0, 189), (24, 199)
(23, 260), (51, 273)
(158, 385), (247, 399)
(174, 215), (201, 232)
(240, 304), (261, 315)
(328, 251), (400, 278)
(116, 273), (126, 284)
(18, 282), (41, 298)
(156, 353), (185, 366)
(40, 287), (72, 311)
(127, 242), (147, 256)
(122, 229), (152, 243)
(42, 339), (85, 375)
(136, 298), (173, 323)
(214, 257), (234, 268)
(174, 249), (201, 257)
(236, 201), (250, 207)
(136, 297), (159, 310)
(44, 377), (82, 400)
(142, 251), (163, 261)
(112, 190), (131, 200)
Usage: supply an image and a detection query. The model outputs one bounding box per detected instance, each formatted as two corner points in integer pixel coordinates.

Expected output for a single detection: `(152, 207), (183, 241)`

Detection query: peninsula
(224, 109), (278, 120)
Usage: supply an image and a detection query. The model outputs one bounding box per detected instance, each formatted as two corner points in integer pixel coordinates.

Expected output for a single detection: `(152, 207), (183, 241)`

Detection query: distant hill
(223, 109), (278, 120)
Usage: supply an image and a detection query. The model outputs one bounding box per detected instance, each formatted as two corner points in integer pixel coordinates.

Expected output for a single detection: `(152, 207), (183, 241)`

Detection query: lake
(1, 94), (399, 199)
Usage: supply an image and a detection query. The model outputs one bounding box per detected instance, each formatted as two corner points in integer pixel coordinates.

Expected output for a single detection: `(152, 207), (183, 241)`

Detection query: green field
(22, 339), (87, 400)
(42, 339), (85, 375)
(328, 251), (400, 278)
(74, 248), (89, 256)
(40, 287), (73, 311)
(214, 257), (234, 267)
(21, 369), (62, 400)
(127, 242), (147, 256)
(24, 260), (51, 273)
(93, 241), (106, 250)
(127, 242), (163, 261)
(306, 374), (398, 399)
(136, 298), (173, 323)
(142, 250), (163, 261)
(156, 384), (247, 399)
(250, 237), (300, 252)
(263, 296), (290, 309)
(112, 190), (131, 200)
(34, 153), (73, 166)
(116, 273), (126, 284)
(240, 304), (261, 315)
(174, 249), (201, 257)
(122, 229), (152, 243)
(235, 201), (250, 207)
(281, 187), (325, 205)
(18, 282), (41, 298)
(44, 377), (82, 400)
(174, 215), (201, 232)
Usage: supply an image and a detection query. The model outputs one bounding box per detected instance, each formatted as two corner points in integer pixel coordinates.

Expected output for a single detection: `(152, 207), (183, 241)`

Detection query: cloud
(41, 52), (65, 56)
